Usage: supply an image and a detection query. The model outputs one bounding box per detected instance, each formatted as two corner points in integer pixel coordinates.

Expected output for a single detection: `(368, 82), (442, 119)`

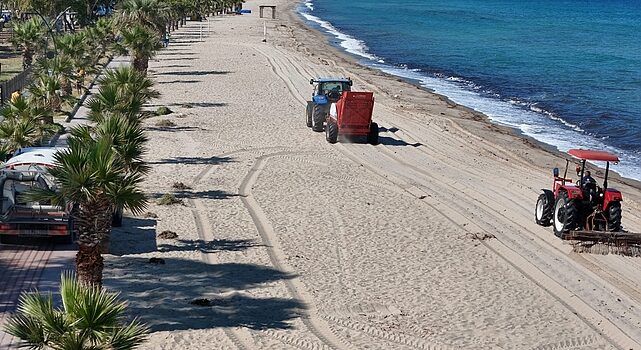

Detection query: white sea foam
(304, 1), (313, 11)
(298, 3), (641, 181)
(299, 3), (383, 63)
(370, 63), (641, 180)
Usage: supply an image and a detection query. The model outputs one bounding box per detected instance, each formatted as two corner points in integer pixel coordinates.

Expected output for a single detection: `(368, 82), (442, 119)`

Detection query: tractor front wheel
(326, 122), (338, 143)
(535, 192), (553, 227)
(312, 105), (325, 132)
(553, 192), (577, 238)
(306, 102), (313, 128)
(608, 202), (622, 232)
(368, 122), (379, 145)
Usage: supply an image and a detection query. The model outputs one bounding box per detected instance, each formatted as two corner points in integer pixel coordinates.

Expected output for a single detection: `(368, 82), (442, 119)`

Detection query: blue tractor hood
(313, 95), (329, 105)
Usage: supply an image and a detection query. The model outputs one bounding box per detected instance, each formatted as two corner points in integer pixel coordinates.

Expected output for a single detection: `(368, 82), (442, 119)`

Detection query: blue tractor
(306, 77), (353, 132)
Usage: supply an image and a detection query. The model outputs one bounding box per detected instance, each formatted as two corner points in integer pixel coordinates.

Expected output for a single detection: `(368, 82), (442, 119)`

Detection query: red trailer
(325, 91), (378, 145)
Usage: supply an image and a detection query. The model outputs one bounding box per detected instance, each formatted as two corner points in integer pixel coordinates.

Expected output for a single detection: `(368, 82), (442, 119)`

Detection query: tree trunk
(23, 49), (33, 69)
(97, 209), (113, 254)
(61, 77), (72, 96)
(76, 244), (103, 287)
(132, 56), (148, 75)
(74, 199), (110, 287)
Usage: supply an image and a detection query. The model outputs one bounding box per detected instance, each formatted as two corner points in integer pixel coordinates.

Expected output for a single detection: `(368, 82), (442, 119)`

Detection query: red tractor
(535, 149), (624, 238)
(325, 91), (379, 145)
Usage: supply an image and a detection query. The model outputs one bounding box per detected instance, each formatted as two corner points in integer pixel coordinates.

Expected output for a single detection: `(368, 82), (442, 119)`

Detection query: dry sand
(103, 0), (641, 349)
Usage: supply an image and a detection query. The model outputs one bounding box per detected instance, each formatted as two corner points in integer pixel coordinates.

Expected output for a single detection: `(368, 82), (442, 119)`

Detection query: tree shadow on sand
(110, 217), (158, 256)
(149, 190), (239, 201)
(145, 102), (226, 108)
(158, 238), (264, 253)
(156, 51), (196, 56)
(157, 79), (201, 85)
(156, 70), (231, 76)
(148, 155), (234, 165)
(103, 257), (305, 331)
(145, 126), (208, 132)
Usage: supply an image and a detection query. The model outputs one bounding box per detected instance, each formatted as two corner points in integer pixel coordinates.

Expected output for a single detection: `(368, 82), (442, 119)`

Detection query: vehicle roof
(2, 147), (66, 169)
(315, 77), (351, 83)
(568, 149), (619, 162)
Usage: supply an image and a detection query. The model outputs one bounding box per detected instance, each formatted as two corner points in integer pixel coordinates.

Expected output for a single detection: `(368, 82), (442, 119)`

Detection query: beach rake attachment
(565, 230), (641, 257)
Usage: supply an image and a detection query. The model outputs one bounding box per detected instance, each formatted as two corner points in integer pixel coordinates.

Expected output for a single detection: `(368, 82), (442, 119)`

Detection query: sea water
(299, 0), (641, 180)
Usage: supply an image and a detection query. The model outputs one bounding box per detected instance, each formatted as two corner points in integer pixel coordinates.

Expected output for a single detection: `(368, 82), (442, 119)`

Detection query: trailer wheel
(312, 105), (325, 132)
(535, 192), (554, 226)
(368, 122), (379, 145)
(608, 202), (622, 232)
(553, 192), (577, 238)
(326, 122), (338, 143)
(306, 102), (313, 128)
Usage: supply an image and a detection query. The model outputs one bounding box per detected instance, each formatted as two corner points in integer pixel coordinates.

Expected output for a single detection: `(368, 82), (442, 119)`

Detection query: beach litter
(157, 193), (182, 205)
(155, 106), (173, 115)
(157, 230), (178, 239)
(172, 182), (192, 190)
(154, 119), (176, 128)
(143, 211), (158, 218)
(467, 232), (496, 241)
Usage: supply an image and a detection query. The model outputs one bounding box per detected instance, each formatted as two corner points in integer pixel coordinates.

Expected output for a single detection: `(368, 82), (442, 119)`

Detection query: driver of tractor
(582, 171), (595, 187)
(582, 171), (600, 205)
(326, 86), (342, 101)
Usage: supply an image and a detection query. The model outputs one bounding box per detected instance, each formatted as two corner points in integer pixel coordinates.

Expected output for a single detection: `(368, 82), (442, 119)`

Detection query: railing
(0, 67), (31, 105)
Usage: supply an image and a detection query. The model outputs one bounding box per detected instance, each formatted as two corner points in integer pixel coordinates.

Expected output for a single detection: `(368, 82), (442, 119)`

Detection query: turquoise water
(299, 0), (641, 180)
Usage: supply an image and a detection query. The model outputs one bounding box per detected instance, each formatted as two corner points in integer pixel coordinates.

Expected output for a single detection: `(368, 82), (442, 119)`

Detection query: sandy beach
(102, 0), (641, 349)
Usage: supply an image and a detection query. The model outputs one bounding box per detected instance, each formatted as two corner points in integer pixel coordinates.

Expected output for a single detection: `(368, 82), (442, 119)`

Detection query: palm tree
(115, 24), (162, 75)
(4, 272), (148, 349)
(57, 31), (96, 94)
(70, 116), (150, 231)
(117, 0), (169, 34)
(10, 17), (45, 69)
(70, 116), (150, 176)
(100, 66), (160, 103)
(29, 138), (147, 286)
(28, 74), (74, 113)
(87, 84), (146, 123)
(0, 95), (58, 158)
(85, 16), (116, 61)
(33, 56), (75, 96)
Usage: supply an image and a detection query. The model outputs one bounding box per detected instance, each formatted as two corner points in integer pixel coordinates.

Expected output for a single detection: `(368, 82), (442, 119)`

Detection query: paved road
(0, 57), (128, 349)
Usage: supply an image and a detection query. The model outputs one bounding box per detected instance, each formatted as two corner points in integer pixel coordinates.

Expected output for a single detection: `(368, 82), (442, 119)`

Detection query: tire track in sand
(238, 151), (352, 350)
(186, 146), (351, 349)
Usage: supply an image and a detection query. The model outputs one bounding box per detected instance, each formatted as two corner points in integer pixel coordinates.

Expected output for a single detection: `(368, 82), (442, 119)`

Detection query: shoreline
(285, 1), (641, 188)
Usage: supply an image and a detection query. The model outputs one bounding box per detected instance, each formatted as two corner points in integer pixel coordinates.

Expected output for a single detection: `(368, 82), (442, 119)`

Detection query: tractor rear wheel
(326, 122), (338, 143)
(553, 192), (578, 238)
(608, 202), (622, 232)
(535, 192), (553, 226)
(368, 122), (379, 145)
(306, 102), (313, 128)
(312, 105), (325, 132)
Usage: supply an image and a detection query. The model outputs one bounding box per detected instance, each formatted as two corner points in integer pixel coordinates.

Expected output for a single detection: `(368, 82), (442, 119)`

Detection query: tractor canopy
(568, 149), (619, 163)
